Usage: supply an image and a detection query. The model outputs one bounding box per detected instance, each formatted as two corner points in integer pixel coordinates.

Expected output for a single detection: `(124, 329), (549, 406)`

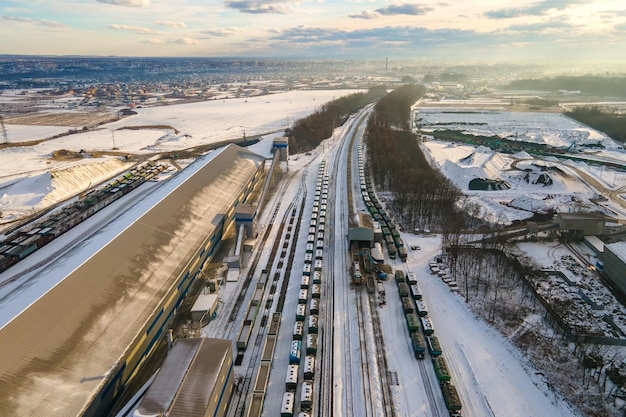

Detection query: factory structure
(0, 144), (267, 417)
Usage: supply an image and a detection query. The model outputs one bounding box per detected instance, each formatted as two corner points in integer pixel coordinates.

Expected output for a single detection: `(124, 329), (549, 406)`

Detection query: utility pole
(110, 129), (117, 149)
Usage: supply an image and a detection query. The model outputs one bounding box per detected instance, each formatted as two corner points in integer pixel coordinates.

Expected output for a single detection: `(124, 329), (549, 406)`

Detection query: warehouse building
(602, 241), (626, 298)
(134, 338), (233, 417)
(0, 144), (265, 417)
(554, 212), (607, 240)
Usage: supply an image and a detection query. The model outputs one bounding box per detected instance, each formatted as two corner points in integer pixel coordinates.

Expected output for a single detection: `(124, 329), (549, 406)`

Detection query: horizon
(1, 1), (626, 68)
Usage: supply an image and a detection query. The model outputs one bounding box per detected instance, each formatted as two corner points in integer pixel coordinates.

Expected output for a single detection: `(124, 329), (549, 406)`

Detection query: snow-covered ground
(0, 89), (359, 227)
(416, 104), (626, 225)
(1, 91), (622, 417)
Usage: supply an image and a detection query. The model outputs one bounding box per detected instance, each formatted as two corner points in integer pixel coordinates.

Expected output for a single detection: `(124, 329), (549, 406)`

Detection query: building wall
(603, 245), (626, 297)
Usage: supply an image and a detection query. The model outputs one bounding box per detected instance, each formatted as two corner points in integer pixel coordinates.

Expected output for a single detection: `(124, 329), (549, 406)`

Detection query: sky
(1, 0), (626, 64)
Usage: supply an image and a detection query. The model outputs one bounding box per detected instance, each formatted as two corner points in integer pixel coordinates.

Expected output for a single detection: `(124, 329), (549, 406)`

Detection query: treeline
(365, 84), (463, 231)
(566, 106), (626, 144)
(504, 76), (626, 98)
(287, 86), (387, 153)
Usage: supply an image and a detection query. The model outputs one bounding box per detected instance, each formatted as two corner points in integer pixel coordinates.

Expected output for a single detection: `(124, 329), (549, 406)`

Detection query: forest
(505, 76), (626, 98)
(566, 106), (626, 144)
(287, 85), (387, 153)
(365, 84), (463, 232)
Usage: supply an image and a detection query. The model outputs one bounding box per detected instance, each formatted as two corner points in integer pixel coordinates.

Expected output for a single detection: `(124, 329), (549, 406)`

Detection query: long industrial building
(0, 144), (265, 417)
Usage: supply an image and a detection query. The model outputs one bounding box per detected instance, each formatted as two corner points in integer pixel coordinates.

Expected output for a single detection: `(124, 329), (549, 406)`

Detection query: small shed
(191, 294), (219, 326)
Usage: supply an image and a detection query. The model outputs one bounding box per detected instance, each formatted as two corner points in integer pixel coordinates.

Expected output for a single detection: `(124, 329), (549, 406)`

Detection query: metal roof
(137, 338), (231, 417)
(0, 144), (263, 417)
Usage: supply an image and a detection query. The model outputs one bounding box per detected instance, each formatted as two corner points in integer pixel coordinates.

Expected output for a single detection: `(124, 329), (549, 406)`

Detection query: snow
(0, 90), (618, 417)
(0, 89), (359, 227)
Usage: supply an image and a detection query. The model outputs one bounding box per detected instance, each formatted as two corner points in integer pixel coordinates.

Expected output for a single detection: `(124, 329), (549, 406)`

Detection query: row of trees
(566, 106), (626, 144)
(365, 84), (463, 231)
(287, 86), (387, 154)
(447, 246), (626, 417)
(505, 76), (626, 99)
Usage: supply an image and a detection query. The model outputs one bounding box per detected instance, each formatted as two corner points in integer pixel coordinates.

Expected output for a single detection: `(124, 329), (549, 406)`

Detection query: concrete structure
(272, 136), (289, 161)
(348, 212), (374, 247)
(603, 241), (626, 297)
(555, 212), (606, 240)
(191, 293), (220, 326)
(0, 144), (265, 417)
(134, 338), (233, 417)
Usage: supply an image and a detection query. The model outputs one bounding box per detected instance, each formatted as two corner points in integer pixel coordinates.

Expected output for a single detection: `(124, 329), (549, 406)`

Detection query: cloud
(0, 15), (65, 28)
(199, 27), (243, 37)
(349, 10), (380, 19)
(155, 20), (187, 29)
(225, 0), (292, 14)
(349, 3), (433, 19)
(485, 0), (587, 19)
(142, 37), (199, 45)
(97, 0), (150, 7)
(376, 4), (433, 16)
(109, 24), (163, 35)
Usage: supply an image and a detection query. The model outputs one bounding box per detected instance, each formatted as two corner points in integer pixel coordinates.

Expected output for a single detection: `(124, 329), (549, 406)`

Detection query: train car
(427, 335), (443, 357)
(401, 297), (414, 314)
(316, 239), (324, 249)
(286, 364), (299, 391)
(308, 315), (319, 334)
(306, 243), (314, 253)
(307, 233), (315, 243)
(254, 361), (271, 393)
(385, 235), (394, 247)
(289, 340), (302, 364)
(300, 381), (314, 412)
(314, 259), (323, 271)
(312, 271), (322, 284)
(244, 305), (258, 325)
(411, 331), (426, 359)
(293, 321), (304, 340)
(441, 384), (462, 417)
(415, 300), (428, 317)
(296, 304), (306, 321)
(315, 249), (324, 260)
(311, 284), (321, 299)
(261, 334), (277, 361)
(309, 298), (319, 315)
(301, 275), (310, 289)
(398, 246), (408, 262)
(304, 253), (313, 264)
(236, 323), (253, 350)
(258, 269), (269, 286)
(410, 284), (422, 300)
(405, 312), (420, 333)
(303, 264), (312, 276)
(397, 282), (410, 298)
(281, 392), (295, 417)
(394, 269), (405, 283)
(303, 355), (315, 380)
(306, 334), (318, 355)
(406, 272), (418, 285)
(421, 316), (434, 335)
(388, 243), (397, 259)
(298, 289), (308, 304)
(251, 286), (263, 306)
(433, 356), (451, 383)
(267, 312), (281, 335)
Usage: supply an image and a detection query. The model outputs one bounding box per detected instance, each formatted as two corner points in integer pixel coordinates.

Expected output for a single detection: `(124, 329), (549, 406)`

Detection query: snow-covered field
(0, 89), (358, 227)
(1, 91), (625, 417)
(416, 103), (626, 224)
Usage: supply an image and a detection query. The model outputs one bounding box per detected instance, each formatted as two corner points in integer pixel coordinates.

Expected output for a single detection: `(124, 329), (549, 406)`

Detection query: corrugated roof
(0, 144), (263, 417)
(137, 338), (231, 417)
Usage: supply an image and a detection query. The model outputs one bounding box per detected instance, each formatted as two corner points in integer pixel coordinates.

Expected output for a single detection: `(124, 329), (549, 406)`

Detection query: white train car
(281, 392), (295, 417)
(303, 355), (315, 380)
(293, 321), (304, 340)
(286, 364), (299, 391)
(300, 381), (314, 411)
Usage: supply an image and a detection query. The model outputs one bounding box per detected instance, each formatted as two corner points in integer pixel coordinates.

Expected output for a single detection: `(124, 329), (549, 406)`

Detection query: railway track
(355, 289), (375, 417)
(229, 175), (307, 417)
